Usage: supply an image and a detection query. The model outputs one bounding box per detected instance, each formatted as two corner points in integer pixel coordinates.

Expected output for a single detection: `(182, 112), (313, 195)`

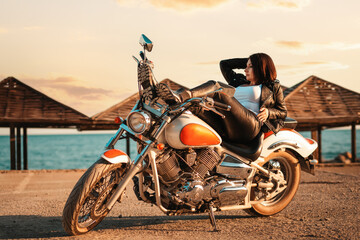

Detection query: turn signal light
(114, 117), (122, 124)
(156, 143), (165, 150)
(306, 138), (315, 144)
(264, 131), (274, 139)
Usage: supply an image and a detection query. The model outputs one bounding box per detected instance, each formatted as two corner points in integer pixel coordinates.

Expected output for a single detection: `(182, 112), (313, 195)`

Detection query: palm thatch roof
(284, 75), (360, 131)
(81, 79), (188, 130)
(0, 77), (90, 127)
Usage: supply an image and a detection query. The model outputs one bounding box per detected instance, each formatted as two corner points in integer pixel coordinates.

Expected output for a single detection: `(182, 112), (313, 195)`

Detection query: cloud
(246, 0), (311, 11)
(324, 42), (360, 51)
(149, 0), (230, 10)
(256, 38), (360, 55)
(25, 76), (113, 99)
(275, 41), (304, 49)
(116, 0), (230, 11)
(278, 61), (349, 81)
(278, 61), (348, 70)
(278, 41), (360, 54)
(16, 76), (121, 115)
(0, 75), (134, 115)
(277, 61), (350, 88)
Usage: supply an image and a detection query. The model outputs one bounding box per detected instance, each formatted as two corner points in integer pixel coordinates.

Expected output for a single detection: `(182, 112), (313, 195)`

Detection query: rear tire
(62, 158), (126, 235)
(245, 151), (300, 216)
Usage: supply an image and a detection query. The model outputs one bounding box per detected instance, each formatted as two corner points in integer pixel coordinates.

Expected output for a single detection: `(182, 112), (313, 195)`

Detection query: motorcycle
(62, 34), (318, 235)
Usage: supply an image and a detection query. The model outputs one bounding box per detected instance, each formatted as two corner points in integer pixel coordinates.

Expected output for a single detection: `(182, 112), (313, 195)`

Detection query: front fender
(261, 129), (318, 158)
(102, 149), (130, 164)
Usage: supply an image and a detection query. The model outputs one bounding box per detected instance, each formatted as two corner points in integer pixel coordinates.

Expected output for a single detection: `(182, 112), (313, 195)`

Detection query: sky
(1, 0), (360, 122)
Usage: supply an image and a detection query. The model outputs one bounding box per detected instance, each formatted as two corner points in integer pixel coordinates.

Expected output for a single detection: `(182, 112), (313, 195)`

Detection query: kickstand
(208, 203), (220, 232)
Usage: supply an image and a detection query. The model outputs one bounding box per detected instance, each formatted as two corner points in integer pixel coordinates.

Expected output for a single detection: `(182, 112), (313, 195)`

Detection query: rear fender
(102, 149), (130, 164)
(261, 129), (318, 175)
(261, 129), (318, 158)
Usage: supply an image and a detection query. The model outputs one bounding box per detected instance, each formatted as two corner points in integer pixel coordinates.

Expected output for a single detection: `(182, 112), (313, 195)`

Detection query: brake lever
(210, 108), (226, 119)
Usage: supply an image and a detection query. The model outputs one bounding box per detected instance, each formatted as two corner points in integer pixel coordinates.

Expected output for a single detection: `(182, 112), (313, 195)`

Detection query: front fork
(105, 141), (152, 209)
(105, 118), (171, 211)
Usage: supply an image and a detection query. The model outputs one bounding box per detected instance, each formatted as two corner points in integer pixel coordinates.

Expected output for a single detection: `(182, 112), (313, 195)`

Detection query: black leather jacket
(220, 58), (287, 133)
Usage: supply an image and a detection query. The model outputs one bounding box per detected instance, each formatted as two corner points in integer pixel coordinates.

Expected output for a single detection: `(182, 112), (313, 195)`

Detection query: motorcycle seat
(284, 117), (297, 129)
(222, 131), (264, 161)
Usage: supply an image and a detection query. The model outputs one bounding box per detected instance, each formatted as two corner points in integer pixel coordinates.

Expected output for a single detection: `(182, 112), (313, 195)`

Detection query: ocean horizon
(0, 129), (359, 170)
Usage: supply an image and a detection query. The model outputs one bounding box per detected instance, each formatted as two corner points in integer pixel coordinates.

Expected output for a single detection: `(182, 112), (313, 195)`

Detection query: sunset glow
(1, 0), (359, 117)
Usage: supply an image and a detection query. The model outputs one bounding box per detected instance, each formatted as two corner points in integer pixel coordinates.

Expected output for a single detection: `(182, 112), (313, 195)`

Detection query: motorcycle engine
(157, 147), (221, 183)
(154, 147), (250, 209)
(156, 148), (223, 207)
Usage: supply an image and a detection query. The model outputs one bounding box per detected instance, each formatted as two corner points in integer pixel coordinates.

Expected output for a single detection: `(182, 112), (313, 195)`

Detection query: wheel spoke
(77, 168), (122, 228)
(254, 156), (291, 206)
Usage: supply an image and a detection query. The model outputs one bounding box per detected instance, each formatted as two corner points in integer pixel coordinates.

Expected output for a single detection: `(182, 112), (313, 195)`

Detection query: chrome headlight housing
(127, 110), (151, 134)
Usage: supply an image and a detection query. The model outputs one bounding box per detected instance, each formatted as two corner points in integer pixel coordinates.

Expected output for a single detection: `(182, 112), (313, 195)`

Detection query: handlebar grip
(214, 101), (231, 111)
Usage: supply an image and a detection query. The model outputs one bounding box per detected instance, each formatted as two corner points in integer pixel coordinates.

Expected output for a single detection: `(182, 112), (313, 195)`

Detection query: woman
(220, 53), (287, 136)
(169, 53), (287, 143)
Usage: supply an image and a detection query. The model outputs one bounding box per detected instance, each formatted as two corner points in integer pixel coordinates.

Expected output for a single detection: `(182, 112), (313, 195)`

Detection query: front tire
(246, 151), (300, 216)
(62, 158), (126, 235)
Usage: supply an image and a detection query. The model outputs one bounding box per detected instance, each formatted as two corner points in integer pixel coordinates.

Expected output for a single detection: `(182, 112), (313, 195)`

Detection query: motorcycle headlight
(127, 110), (151, 134)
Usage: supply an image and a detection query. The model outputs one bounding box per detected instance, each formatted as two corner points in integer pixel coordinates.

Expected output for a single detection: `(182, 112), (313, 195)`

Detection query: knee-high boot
(159, 80), (234, 103)
(176, 80), (234, 102)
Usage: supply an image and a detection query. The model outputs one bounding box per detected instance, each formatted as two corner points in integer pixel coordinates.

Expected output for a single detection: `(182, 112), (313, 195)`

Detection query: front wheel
(246, 151), (300, 216)
(62, 158), (127, 235)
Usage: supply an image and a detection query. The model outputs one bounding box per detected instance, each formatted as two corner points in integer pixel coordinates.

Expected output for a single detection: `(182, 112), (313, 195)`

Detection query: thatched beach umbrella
(284, 75), (360, 162)
(0, 77), (91, 170)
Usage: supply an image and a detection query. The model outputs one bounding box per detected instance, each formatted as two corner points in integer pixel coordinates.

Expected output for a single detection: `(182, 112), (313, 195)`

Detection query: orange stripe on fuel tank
(180, 123), (220, 146)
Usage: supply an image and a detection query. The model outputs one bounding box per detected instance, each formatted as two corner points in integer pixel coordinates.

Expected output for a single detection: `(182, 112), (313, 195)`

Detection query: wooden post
(16, 127), (22, 170)
(23, 127), (28, 170)
(311, 129), (318, 162)
(10, 126), (16, 170)
(318, 126), (322, 163)
(311, 127), (322, 163)
(351, 123), (356, 162)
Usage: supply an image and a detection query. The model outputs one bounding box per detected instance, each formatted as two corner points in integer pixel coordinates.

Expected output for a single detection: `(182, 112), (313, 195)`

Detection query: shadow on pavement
(0, 214), (253, 238)
(0, 215), (66, 239)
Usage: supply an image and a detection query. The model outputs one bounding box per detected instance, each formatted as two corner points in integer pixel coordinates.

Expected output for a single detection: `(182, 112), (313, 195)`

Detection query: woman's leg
(166, 80), (260, 143)
(214, 93), (261, 143)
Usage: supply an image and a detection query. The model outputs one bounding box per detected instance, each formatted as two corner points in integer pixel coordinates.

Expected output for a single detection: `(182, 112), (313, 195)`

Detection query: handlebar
(168, 98), (202, 114)
(213, 101), (231, 111)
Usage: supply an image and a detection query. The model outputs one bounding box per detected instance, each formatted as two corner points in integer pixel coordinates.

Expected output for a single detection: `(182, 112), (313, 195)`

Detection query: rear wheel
(246, 151), (300, 216)
(62, 159), (127, 235)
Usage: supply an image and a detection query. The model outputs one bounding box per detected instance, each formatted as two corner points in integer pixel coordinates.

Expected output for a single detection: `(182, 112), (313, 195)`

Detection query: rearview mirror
(139, 34), (153, 52)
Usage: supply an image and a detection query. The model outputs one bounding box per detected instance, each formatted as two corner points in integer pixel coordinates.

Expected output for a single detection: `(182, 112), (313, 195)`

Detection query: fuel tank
(165, 112), (222, 149)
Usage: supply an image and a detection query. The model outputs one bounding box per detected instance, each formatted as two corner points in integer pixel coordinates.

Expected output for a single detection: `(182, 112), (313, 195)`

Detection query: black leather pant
(192, 81), (261, 143)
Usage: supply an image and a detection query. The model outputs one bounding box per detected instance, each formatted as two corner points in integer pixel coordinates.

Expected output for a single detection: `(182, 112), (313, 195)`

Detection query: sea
(0, 129), (359, 170)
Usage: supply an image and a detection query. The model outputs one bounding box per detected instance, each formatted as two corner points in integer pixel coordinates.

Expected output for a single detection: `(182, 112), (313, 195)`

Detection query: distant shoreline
(0, 127), (359, 137)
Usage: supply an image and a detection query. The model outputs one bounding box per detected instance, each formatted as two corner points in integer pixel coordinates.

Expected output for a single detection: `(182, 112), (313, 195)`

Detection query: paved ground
(0, 166), (359, 240)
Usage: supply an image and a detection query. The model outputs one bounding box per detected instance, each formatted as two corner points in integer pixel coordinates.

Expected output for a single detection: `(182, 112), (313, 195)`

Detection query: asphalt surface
(0, 166), (359, 240)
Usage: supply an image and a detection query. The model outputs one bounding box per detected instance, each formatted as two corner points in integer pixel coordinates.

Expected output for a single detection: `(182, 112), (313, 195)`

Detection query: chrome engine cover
(174, 178), (248, 207)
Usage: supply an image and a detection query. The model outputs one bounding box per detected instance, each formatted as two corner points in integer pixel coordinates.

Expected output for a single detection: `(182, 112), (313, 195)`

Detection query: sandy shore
(0, 166), (359, 239)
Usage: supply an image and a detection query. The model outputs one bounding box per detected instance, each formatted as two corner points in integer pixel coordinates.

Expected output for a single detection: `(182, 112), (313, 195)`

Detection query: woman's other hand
(257, 108), (269, 122)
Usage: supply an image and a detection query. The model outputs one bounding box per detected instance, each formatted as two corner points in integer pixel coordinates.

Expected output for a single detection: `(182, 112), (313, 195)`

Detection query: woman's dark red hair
(249, 53), (277, 84)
